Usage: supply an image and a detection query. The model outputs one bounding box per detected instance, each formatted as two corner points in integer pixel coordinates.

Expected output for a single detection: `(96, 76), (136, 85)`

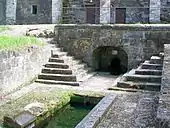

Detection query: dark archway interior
(93, 46), (128, 75)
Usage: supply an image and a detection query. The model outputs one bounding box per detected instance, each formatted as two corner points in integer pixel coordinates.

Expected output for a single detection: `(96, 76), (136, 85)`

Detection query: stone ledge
(55, 24), (170, 31)
(75, 94), (117, 128)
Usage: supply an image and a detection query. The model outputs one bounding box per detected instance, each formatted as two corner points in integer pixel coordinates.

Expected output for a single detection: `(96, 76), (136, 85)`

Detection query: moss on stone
(0, 89), (73, 124)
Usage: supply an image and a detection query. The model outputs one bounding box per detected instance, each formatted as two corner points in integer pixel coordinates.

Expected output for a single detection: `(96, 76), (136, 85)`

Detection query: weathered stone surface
(0, 0), (6, 25)
(26, 29), (54, 38)
(1, 0), (62, 24)
(0, 44), (51, 95)
(54, 24), (165, 70)
(75, 94), (117, 128)
(149, 0), (161, 23)
(100, 0), (110, 23)
(52, 0), (62, 23)
(16, 0), (52, 24)
(6, 0), (17, 24)
(4, 111), (36, 128)
(24, 102), (46, 116)
(157, 44), (170, 127)
(1, 0), (170, 24)
(97, 93), (159, 128)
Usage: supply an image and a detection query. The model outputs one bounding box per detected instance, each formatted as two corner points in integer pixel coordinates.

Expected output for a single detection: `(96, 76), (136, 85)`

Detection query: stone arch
(92, 46), (128, 75)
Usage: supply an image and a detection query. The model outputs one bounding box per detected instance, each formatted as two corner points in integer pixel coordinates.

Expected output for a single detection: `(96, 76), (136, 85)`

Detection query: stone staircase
(117, 53), (164, 91)
(35, 45), (92, 86)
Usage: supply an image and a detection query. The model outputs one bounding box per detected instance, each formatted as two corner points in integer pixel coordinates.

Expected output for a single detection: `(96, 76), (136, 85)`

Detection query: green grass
(0, 26), (11, 33)
(0, 36), (45, 50)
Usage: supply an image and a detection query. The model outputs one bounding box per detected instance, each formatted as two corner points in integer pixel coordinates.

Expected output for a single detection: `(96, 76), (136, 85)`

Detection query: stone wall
(6, 0), (17, 24)
(100, 0), (111, 23)
(150, 0), (161, 23)
(63, 0), (150, 24)
(113, 0), (150, 23)
(161, 0), (170, 23)
(0, 45), (51, 95)
(16, 0), (52, 24)
(1, 0), (62, 24)
(62, 0), (85, 23)
(62, 0), (100, 24)
(54, 24), (166, 70)
(52, 0), (62, 23)
(0, 0), (6, 25)
(157, 44), (170, 127)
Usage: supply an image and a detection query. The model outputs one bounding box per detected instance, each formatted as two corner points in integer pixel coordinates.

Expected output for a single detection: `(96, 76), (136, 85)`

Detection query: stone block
(4, 111), (36, 128)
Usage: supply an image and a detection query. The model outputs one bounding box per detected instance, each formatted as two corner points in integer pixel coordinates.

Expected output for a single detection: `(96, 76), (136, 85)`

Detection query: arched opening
(93, 46), (128, 75)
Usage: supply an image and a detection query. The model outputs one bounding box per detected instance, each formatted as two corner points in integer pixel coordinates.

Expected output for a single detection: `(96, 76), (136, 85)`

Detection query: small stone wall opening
(93, 46), (128, 75)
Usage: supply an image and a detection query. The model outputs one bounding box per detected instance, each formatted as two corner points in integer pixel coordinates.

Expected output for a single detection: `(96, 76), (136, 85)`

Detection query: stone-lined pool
(45, 103), (95, 128)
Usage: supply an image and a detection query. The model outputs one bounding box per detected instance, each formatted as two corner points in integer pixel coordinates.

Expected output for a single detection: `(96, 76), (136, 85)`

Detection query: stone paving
(97, 92), (159, 128)
(0, 72), (120, 107)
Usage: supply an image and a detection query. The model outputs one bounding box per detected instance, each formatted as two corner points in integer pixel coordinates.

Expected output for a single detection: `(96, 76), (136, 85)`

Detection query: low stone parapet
(157, 44), (170, 127)
(75, 94), (117, 128)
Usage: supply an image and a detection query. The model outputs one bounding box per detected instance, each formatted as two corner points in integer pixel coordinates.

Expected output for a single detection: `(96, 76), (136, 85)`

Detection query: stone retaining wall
(157, 44), (170, 127)
(0, 45), (51, 95)
(54, 24), (166, 70)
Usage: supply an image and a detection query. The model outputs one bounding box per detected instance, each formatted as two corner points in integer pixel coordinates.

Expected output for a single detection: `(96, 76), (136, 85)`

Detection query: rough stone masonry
(2, 0), (170, 24)
(54, 24), (170, 70)
(1, 0), (62, 25)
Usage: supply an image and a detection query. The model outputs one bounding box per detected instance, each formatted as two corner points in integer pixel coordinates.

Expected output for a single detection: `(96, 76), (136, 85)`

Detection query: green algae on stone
(0, 89), (73, 124)
(45, 103), (94, 128)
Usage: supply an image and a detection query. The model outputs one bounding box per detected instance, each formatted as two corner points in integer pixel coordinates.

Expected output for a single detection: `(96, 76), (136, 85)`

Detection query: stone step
(141, 63), (162, 70)
(52, 52), (67, 58)
(135, 69), (162, 75)
(70, 60), (83, 65)
(45, 63), (69, 69)
(42, 68), (72, 74)
(51, 48), (62, 52)
(63, 59), (82, 66)
(117, 81), (161, 91)
(35, 79), (79, 86)
(144, 60), (150, 64)
(71, 64), (88, 71)
(76, 70), (88, 81)
(38, 73), (77, 81)
(126, 74), (162, 83)
(73, 68), (92, 78)
(150, 56), (163, 64)
(49, 58), (64, 63)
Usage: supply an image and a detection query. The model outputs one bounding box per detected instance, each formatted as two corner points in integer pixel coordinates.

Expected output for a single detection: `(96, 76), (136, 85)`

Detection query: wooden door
(116, 8), (126, 23)
(86, 5), (96, 23)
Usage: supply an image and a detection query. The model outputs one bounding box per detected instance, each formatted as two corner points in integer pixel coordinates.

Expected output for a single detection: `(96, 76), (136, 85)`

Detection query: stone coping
(75, 94), (117, 128)
(55, 24), (170, 31)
